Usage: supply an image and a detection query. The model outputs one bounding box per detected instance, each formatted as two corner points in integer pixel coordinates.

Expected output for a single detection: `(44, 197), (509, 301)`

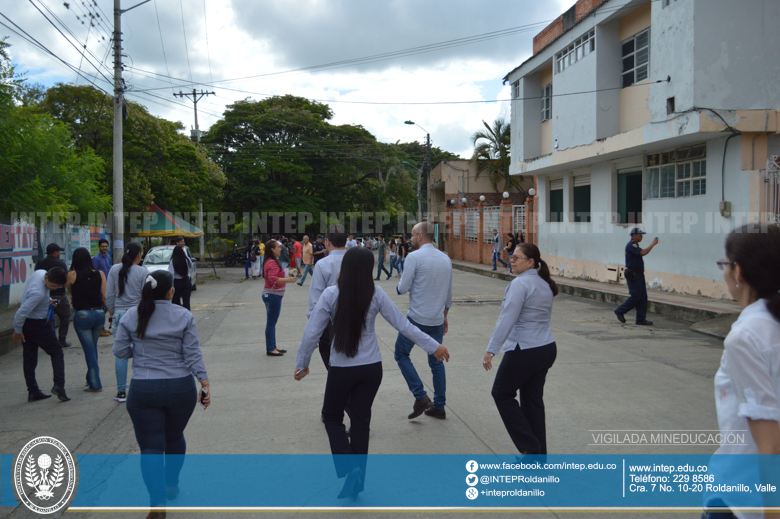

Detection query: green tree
(0, 39), (110, 218)
(39, 84), (226, 212)
(471, 118), (523, 194)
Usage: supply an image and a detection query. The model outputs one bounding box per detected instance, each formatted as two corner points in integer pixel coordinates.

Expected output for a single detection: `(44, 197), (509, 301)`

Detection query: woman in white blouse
(704, 224), (780, 519)
(483, 242), (559, 456)
(295, 246), (449, 499)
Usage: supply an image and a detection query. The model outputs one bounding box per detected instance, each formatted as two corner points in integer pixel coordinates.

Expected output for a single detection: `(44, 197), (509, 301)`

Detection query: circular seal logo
(13, 436), (77, 514)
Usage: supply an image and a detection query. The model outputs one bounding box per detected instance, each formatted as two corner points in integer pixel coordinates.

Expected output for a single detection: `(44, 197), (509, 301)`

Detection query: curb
(451, 263), (736, 338)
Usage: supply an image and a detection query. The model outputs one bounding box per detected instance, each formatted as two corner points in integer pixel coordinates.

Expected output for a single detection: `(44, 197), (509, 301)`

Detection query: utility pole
(112, 0), (152, 264)
(423, 132), (431, 219)
(174, 89), (215, 142)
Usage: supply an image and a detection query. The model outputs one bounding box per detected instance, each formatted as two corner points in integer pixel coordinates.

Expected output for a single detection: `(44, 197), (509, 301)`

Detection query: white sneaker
(114, 391), (127, 402)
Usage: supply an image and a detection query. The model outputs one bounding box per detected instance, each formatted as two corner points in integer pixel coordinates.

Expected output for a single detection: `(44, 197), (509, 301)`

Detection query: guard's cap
(46, 243), (65, 254)
(629, 227), (646, 236)
(316, 234), (324, 239)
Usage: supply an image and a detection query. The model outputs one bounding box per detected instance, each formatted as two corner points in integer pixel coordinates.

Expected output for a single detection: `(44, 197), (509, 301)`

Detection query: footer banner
(2, 454), (779, 511)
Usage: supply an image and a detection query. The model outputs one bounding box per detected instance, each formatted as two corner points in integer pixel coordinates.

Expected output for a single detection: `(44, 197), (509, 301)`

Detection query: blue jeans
(376, 257), (390, 278)
(112, 309), (129, 392)
(126, 375), (197, 507)
(298, 264), (314, 284)
(245, 258), (252, 277)
(493, 251), (508, 269)
(73, 308), (106, 390)
(262, 293), (283, 352)
(397, 258), (405, 273)
(388, 256), (397, 275)
(393, 317), (446, 409)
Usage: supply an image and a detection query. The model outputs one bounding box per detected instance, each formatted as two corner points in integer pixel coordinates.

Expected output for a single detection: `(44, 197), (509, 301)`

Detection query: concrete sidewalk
(451, 259), (741, 338)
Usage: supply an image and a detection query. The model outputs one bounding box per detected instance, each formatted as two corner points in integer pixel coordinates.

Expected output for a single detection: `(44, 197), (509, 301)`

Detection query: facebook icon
(466, 460), (478, 473)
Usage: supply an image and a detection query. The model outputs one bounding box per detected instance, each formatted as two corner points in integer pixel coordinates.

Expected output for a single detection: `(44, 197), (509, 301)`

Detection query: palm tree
(471, 118), (524, 194)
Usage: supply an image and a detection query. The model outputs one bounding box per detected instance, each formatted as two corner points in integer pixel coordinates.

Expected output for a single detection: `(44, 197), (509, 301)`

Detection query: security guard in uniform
(614, 228), (658, 325)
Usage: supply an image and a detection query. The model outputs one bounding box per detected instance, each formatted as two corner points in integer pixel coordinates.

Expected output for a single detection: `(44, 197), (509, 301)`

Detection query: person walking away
(484, 243), (558, 456)
(66, 248), (107, 392)
(396, 237), (407, 277)
(107, 242), (149, 402)
(297, 236), (315, 286)
(394, 222), (453, 419)
(307, 225), (348, 370)
(295, 246), (449, 499)
(93, 239), (113, 336)
(36, 243), (72, 348)
(388, 239), (397, 277)
(491, 229), (509, 271)
(505, 233), (518, 274)
(113, 270), (210, 515)
(168, 246), (193, 310)
(374, 236), (391, 280)
(244, 240), (254, 279)
(293, 237), (303, 277)
(701, 224), (780, 517)
(279, 238), (291, 271)
(250, 240), (262, 279)
(614, 228), (658, 326)
(262, 240), (298, 356)
(12, 267), (70, 402)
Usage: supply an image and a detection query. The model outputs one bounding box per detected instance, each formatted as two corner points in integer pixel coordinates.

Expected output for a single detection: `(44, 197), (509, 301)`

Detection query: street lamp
(404, 120), (432, 219)
(503, 192), (510, 199)
(528, 188), (537, 197)
(479, 195), (486, 202)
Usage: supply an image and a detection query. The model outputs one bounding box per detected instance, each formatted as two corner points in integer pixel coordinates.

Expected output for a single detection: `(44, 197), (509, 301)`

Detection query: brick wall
(532, 0), (608, 55)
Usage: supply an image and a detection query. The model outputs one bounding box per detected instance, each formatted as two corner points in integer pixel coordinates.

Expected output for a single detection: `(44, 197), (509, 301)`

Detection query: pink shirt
(293, 241), (303, 259)
(263, 260), (286, 296)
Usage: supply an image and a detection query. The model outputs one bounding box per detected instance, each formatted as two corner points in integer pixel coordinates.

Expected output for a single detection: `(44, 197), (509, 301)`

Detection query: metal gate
(768, 156), (780, 224)
(512, 205), (526, 236)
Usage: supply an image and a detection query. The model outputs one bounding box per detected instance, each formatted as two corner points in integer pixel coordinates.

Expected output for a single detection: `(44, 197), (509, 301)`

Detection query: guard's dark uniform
(616, 239), (647, 322)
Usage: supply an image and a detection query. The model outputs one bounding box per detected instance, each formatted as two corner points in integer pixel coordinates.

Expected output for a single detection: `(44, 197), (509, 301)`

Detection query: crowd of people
(11, 223), (780, 517)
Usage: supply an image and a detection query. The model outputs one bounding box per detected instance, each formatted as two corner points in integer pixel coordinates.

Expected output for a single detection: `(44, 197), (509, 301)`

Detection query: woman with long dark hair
(397, 237), (407, 276)
(66, 247), (107, 392)
(387, 238), (398, 277)
(113, 270), (209, 515)
(295, 247), (449, 499)
(262, 240), (298, 356)
(702, 224), (780, 518)
(168, 245), (193, 310)
(504, 233), (518, 274)
(106, 242), (149, 402)
(483, 242), (558, 456)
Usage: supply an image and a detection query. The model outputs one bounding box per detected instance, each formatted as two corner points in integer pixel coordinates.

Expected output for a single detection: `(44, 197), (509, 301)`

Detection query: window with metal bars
(464, 209), (479, 242)
(483, 207), (501, 243)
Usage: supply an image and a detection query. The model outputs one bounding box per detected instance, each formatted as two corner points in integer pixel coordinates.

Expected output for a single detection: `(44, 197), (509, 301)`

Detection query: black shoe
(337, 467), (363, 500)
(60, 341), (72, 348)
(386, 275), (391, 280)
(374, 277), (380, 280)
(614, 310), (626, 323)
(424, 407), (446, 419)
(51, 386), (71, 402)
(636, 319), (654, 326)
(408, 395), (433, 419)
(276, 349), (287, 354)
(266, 350), (284, 356)
(28, 391), (52, 402)
(115, 391), (127, 402)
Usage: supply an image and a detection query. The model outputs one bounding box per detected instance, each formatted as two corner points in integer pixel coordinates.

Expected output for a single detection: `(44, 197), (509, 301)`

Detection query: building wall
(693, 0), (780, 111)
(619, 2), (651, 40)
(619, 82), (651, 133)
(536, 136), (749, 299)
(650, 0), (695, 121)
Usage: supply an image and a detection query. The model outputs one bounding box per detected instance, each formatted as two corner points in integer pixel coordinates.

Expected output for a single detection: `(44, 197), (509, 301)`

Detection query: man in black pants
(35, 243), (72, 347)
(13, 267), (71, 402)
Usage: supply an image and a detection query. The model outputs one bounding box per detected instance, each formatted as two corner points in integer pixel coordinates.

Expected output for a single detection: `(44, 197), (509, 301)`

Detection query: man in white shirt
(345, 235), (358, 249)
(394, 222), (453, 420)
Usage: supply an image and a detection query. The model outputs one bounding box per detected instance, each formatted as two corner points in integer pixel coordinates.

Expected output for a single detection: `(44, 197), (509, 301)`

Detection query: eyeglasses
(716, 260), (734, 270)
(511, 256), (530, 262)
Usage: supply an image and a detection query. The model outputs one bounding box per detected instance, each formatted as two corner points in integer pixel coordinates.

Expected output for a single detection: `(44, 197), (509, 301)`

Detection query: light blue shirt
(486, 269), (555, 355)
(92, 252), (112, 279)
(14, 270), (50, 333)
(113, 300), (208, 381)
(307, 249), (346, 319)
(106, 263), (150, 314)
(296, 285), (440, 370)
(396, 243), (453, 326)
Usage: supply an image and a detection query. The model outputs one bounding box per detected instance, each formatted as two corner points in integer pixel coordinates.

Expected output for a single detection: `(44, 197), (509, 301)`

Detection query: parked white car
(141, 245), (198, 290)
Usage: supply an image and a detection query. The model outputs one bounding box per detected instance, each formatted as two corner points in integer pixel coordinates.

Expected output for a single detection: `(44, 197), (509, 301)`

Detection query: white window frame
(483, 206), (501, 243)
(555, 29), (595, 74)
(541, 83), (552, 122)
(512, 80), (520, 100)
(645, 145), (707, 200)
(452, 211), (461, 238)
(512, 205), (526, 235)
(464, 208), (479, 242)
(621, 28), (650, 88)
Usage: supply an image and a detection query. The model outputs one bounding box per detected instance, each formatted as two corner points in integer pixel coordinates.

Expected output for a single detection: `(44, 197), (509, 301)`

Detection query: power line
(202, 0), (213, 84)
(0, 15), (110, 94)
(179, 0), (193, 84)
(153, 0), (175, 94)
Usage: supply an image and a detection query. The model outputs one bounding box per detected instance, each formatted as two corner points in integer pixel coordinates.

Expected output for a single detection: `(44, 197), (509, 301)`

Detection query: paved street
(0, 260), (727, 518)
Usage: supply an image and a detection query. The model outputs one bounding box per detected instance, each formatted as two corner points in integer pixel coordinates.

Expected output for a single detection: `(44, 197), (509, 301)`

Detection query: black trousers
(48, 294), (70, 343)
(172, 277), (192, 310)
(491, 342), (557, 455)
(322, 362), (382, 485)
(23, 318), (66, 393)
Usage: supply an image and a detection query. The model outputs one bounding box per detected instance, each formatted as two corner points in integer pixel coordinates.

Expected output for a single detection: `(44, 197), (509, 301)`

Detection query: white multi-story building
(506, 0), (780, 299)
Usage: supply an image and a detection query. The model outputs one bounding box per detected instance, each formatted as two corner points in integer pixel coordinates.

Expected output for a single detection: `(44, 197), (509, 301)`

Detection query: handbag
(250, 252), (258, 262)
